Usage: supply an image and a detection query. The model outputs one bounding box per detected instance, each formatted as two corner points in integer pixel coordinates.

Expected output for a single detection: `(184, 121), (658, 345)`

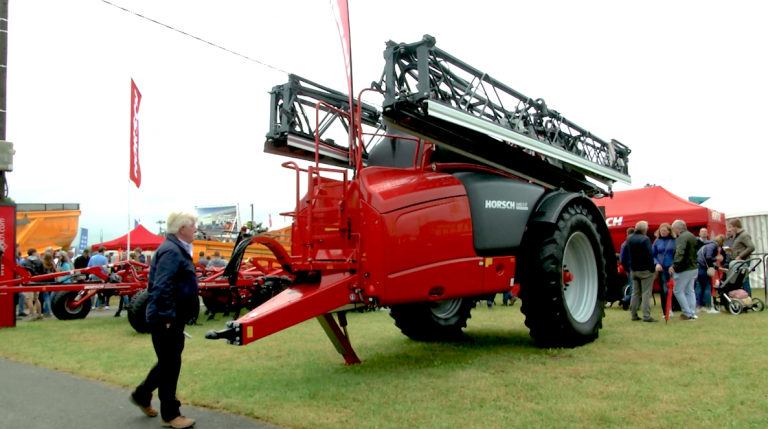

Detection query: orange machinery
(16, 204), (80, 251)
(192, 225), (291, 260)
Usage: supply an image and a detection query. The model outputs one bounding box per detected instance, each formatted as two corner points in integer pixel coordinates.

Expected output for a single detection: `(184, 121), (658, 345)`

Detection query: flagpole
(127, 178), (131, 256)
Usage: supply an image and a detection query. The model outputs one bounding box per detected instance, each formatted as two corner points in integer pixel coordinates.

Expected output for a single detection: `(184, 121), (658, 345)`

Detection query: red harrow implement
(205, 36), (631, 365)
(0, 260), (148, 320)
(126, 255), (292, 333)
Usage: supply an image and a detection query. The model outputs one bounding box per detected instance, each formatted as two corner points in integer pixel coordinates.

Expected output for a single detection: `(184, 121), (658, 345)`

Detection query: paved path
(0, 358), (281, 429)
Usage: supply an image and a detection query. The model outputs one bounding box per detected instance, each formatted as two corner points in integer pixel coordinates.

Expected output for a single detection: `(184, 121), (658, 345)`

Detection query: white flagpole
(127, 178), (131, 256)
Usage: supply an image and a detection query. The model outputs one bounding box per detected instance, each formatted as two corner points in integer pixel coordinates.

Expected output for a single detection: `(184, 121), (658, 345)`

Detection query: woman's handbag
(707, 266), (716, 277)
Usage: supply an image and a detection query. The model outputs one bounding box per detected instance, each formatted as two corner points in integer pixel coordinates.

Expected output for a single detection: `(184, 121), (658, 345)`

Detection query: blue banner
(78, 228), (88, 253)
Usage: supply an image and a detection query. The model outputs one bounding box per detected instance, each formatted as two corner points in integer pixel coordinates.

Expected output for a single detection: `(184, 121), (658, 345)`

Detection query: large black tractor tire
(519, 204), (606, 348)
(127, 289), (151, 334)
(51, 291), (92, 320)
(389, 298), (474, 341)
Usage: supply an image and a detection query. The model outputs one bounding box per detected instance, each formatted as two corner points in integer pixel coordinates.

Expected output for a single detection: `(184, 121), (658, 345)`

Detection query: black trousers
(134, 322), (185, 421)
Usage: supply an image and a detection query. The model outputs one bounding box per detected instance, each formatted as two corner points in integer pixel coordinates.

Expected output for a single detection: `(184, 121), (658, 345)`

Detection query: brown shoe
(129, 394), (158, 417)
(680, 315), (692, 321)
(162, 415), (196, 428)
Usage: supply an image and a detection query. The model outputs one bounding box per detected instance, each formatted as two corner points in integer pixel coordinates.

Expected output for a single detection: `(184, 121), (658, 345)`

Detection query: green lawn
(1, 295), (767, 429)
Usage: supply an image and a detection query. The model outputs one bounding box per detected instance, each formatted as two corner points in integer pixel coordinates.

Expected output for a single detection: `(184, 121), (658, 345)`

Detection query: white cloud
(7, 0), (767, 244)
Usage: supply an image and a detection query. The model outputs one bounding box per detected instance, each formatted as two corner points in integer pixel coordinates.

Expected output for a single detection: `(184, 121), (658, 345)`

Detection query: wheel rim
(429, 299), (463, 319)
(64, 293), (85, 315)
(562, 231), (598, 323)
(729, 301), (741, 314)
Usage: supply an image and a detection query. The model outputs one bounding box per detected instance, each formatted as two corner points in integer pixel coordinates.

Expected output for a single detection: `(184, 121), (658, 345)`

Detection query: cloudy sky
(7, 0), (767, 245)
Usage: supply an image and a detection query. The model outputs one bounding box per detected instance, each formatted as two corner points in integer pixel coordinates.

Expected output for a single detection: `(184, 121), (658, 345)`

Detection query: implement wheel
(389, 298), (474, 341)
(51, 291), (92, 320)
(128, 289), (150, 334)
(519, 204), (606, 348)
(202, 295), (229, 315)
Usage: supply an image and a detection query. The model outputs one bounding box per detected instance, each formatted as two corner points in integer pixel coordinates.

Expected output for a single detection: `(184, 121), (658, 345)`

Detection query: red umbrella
(665, 277), (675, 324)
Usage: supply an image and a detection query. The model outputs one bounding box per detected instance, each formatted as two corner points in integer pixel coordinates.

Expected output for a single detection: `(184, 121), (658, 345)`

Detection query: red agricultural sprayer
(205, 35), (632, 364)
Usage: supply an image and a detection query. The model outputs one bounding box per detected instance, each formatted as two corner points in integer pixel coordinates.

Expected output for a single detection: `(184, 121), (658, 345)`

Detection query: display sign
(195, 205), (239, 240)
(78, 228), (88, 254)
(0, 204), (16, 328)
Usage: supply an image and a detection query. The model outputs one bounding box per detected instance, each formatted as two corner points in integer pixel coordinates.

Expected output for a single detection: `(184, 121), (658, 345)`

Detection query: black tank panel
(452, 172), (546, 257)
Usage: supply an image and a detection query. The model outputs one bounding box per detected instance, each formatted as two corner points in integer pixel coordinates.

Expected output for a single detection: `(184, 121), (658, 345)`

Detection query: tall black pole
(0, 0), (6, 141)
(0, 0), (7, 197)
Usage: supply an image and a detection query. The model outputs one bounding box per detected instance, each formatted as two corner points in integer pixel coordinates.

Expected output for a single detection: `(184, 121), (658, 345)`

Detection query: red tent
(91, 225), (165, 251)
(592, 186), (726, 253)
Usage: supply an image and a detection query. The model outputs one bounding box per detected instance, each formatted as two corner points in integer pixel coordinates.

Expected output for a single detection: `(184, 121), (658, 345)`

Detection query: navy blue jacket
(146, 234), (199, 324)
(622, 231), (654, 273)
(697, 241), (720, 269)
(620, 241), (631, 273)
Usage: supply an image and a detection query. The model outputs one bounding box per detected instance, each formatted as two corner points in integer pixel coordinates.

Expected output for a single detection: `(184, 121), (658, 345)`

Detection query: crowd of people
(15, 245), (76, 321)
(619, 218), (756, 322)
(14, 245), (148, 320)
(14, 242), (229, 322)
(195, 250), (227, 268)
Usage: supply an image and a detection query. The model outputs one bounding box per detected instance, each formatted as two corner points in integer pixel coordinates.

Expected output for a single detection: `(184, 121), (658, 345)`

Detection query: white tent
(726, 211), (768, 297)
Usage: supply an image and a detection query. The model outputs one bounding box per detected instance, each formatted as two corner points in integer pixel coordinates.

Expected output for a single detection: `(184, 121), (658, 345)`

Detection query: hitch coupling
(205, 321), (242, 345)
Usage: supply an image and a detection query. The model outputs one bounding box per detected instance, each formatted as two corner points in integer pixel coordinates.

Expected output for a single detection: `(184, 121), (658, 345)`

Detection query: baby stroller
(713, 258), (764, 315)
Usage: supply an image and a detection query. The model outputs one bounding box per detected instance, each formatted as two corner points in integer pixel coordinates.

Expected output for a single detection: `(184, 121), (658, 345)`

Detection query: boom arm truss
(379, 35), (631, 192)
(265, 74), (382, 169)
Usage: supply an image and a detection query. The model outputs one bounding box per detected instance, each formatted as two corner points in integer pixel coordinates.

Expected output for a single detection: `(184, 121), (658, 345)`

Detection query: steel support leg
(316, 313), (361, 365)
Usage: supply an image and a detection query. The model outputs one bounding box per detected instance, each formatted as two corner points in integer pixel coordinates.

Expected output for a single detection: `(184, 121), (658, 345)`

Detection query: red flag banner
(330, 0), (353, 102)
(130, 79), (142, 188)
(330, 0), (355, 159)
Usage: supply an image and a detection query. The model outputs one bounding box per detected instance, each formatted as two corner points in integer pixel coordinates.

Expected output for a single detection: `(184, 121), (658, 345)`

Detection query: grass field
(1, 296), (768, 429)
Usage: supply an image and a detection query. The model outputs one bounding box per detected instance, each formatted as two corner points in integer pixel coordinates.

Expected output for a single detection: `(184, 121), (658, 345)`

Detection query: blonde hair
(714, 234), (726, 247)
(166, 212), (197, 234)
(58, 251), (71, 266)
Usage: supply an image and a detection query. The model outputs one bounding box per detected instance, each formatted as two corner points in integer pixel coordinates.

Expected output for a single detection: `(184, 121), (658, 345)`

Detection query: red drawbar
(235, 272), (358, 346)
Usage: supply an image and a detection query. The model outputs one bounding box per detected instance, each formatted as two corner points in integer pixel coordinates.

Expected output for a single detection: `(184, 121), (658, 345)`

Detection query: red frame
(0, 257), (288, 318)
(225, 90), (524, 364)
